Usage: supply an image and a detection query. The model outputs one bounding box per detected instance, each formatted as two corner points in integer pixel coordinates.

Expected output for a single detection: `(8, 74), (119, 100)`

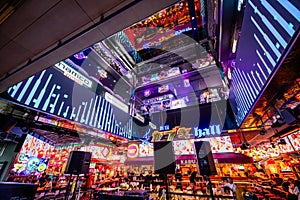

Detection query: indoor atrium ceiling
(0, 0), (181, 92)
(0, 0), (230, 144)
(0, 0), (231, 113)
(4, 0), (298, 147)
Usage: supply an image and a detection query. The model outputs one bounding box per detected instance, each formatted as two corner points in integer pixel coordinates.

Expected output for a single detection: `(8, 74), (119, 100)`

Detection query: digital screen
(287, 130), (300, 151)
(139, 143), (154, 157)
(201, 136), (234, 153)
(173, 140), (195, 155)
(12, 135), (52, 175)
(173, 136), (234, 155)
(79, 145), (111, 160)
(278, 137), (294, 152)
(13, 155), (49, 175)
(7, 63), (133, 139)
(229, 0), (300, 126)
(19, 135), (54, 158)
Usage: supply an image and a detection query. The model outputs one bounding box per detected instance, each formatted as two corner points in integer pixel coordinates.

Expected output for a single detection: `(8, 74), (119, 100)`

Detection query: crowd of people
(5, 168), (300, 199)
(7, 172), (61, 192)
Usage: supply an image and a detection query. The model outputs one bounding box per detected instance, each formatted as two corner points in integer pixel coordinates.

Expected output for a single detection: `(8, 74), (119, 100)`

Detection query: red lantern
(38, 150), (44, 158)
(61, 149), (69, 158)
(49, 159), (55, 166)
(45, 150), (51, 157)
(50, 150), (57, 158)
(267, 159), (275, 165)
(54, 154), (60, 161)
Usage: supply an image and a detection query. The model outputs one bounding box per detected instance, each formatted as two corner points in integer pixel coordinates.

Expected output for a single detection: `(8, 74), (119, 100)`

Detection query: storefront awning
(124, 153), (253, 166)
(176, 153), (253, 164)
(213, 153), (254, 164)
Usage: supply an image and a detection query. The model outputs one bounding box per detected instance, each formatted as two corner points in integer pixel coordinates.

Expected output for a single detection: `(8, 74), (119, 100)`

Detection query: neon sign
(159, 125), (170, 131)
(127, 144), (139, 158)
(174, 27), (192, 36)
(194, 125), (221, 138)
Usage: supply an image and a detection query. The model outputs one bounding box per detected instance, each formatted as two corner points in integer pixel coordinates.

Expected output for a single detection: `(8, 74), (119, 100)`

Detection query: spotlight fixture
(240, 142), (250, 150)
(259, 128), (266, 135)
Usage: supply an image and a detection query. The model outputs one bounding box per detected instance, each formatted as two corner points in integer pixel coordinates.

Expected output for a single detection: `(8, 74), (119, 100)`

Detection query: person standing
(288, 179), (299, 200)
(44, 177), (53, 191)
(274, 174), (283, 186)
(38, 173), (47, 187)
(189, 171), (197, 185)
(224, 177), (236, 197)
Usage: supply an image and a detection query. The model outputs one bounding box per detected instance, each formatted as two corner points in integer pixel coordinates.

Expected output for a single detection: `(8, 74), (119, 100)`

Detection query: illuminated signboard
(79, 145), (111, 160)
(55, 61), (92, 88)
(194, 124), (222, 138)
(139, 143), (154, 157)
(177, 159), (197, 165)
(133, 112), (145, 123)
(288, 130), (300, 151)
(104, 92), (128, 114)
(159, 125), (170, 131)
(174, 27), (193, 36)
(127, 144), (139, 158)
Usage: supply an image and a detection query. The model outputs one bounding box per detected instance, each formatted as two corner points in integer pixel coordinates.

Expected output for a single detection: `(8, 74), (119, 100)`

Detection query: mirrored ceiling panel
(6, 0), (229, 139)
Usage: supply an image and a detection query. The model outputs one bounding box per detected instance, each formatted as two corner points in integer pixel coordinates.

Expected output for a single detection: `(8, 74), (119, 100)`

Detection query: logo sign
(105, 92), (129, 114)
(194, 124), (221, 138)
(54, 62), (92, 88)
(159, 125), (170, 131)
(133, 112), (145, 123)
(174, 27), (192, 36)
(127, 144), (139, 158)
(178, 159), (197, 165)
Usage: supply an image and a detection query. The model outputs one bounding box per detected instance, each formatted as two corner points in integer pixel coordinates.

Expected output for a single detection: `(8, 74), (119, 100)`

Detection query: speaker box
(154, 141), (176, 175)
(65, 151), (91, 175)
(194, 141), (217, 176)
(281, 108), (297, 124)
